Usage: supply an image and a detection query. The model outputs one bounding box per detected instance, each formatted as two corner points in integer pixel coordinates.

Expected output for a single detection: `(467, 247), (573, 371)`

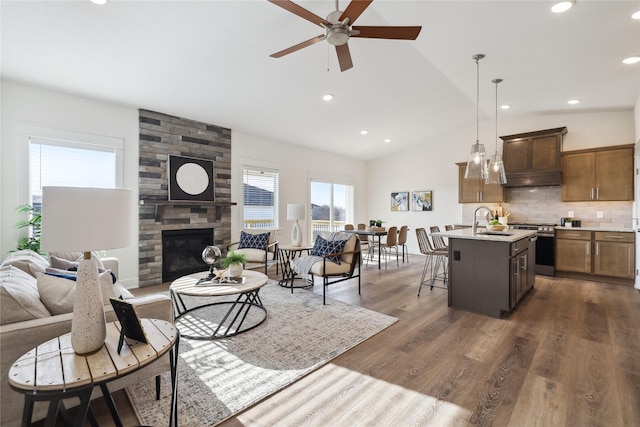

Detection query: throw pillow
(49, 252), (105, 270)
(238, 231), (270, 250)
(0, 250), (49, 278)
(310, 236), (347, 264)
(0, 266), (51, 325)
(37, 269), (121, 315)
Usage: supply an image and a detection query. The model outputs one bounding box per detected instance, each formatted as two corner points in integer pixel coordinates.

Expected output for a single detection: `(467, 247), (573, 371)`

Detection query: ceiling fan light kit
(268, 0), (422, 72)
(465, 54), (489, 180)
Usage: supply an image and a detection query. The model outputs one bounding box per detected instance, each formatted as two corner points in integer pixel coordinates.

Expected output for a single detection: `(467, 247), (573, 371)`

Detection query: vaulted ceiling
(2, 1), (638, 160)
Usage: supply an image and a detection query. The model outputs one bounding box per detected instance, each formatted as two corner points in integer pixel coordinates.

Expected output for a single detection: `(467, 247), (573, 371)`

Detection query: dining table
(343, 228), (388, 270)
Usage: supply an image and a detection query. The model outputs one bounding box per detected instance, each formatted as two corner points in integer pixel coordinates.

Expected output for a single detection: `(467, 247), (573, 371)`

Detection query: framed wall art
(390, 191), (409, 211)
(411, 191), (433, 211)
(168, 154), (215, 201)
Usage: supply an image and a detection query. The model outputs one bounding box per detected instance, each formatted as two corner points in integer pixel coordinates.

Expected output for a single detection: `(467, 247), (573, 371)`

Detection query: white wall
(367, 109), (635, 255)
(1, 80), (369, 287)
(1, 80), (140, 287)
(231, 131), (368, 245)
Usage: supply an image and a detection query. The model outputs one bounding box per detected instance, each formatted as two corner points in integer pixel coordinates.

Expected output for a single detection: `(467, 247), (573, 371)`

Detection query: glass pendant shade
(464, 142), (488, 179)
(464, 54), (489, 180)
(486, 78), (508, 185)
(486, 152), (507, 184)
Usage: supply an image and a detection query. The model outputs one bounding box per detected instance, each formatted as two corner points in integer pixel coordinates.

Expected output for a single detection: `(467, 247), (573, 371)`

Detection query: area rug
(127, 280), (397, 426)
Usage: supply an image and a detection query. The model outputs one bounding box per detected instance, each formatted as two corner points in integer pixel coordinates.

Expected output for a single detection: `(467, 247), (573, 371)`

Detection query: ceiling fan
(268, 0), (422, 72)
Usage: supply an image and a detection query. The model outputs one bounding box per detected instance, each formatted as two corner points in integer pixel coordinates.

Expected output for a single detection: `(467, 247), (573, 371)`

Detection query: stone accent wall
(138, 109), (233, 287)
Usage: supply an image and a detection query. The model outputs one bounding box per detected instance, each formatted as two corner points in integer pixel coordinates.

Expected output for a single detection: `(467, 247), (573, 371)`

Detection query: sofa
(0, 250), (173, 427)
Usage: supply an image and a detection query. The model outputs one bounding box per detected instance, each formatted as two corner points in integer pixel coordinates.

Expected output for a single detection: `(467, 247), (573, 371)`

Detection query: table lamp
(287, 203), (305, 247)
(41, 186), (134, 355)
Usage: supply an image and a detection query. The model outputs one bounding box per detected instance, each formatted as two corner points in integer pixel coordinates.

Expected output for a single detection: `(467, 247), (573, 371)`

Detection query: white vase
(71, 257), (106, 355)
(228, 263), (243, 278)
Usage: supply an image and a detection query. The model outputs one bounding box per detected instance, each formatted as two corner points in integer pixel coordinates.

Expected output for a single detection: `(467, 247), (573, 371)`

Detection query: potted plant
(223, 251), (247, 277)
(374, 219), (385, 227)
(14, 204), (43, 253)
(564, 218), (572, 228)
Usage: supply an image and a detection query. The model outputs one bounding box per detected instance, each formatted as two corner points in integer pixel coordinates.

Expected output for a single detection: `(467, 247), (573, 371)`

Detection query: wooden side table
(277, 244), (314, 292)
(9, 318), (179, 427)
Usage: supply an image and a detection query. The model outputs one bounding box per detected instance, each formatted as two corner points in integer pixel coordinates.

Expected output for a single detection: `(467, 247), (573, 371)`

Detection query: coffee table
(170, 270), (268, 340)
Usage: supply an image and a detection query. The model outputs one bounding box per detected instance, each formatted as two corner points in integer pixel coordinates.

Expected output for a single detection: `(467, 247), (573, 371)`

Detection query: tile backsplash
(462, 186), (634, 228)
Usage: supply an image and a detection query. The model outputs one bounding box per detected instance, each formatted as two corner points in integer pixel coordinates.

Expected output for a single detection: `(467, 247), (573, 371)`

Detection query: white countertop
(433, 228), (537, 243)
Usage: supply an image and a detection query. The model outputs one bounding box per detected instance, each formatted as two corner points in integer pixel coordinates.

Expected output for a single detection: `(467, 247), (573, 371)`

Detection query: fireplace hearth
(162, 228), (214, 282)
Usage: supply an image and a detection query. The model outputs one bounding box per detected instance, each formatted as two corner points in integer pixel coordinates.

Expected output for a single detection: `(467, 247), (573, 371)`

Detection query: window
(243, 168), (279, 229)
(29, 136), (119, 208)
(310, 180), (354, 241)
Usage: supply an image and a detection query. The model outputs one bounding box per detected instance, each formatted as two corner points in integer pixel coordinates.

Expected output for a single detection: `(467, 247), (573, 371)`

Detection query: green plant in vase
(14, 204), (43, 253)
(223, 251), (247, 277)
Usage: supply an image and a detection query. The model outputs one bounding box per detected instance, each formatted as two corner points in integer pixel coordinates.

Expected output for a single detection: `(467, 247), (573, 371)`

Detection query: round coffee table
(170, 270), (268, 340)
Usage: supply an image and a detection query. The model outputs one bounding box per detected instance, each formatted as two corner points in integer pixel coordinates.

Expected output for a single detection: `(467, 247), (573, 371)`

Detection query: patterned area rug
(127, 280), (397, 426)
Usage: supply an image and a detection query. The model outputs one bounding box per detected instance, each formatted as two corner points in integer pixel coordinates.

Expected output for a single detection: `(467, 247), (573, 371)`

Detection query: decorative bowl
(486, 224), (507, 232)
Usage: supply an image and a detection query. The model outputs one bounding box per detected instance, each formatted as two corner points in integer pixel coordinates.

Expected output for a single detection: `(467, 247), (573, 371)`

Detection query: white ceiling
(2, 1), (638, 160)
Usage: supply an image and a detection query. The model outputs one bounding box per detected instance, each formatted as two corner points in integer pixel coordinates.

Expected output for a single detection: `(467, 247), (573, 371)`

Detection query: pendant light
(464, 54), (488, 180)
(486, 78), (507, 184)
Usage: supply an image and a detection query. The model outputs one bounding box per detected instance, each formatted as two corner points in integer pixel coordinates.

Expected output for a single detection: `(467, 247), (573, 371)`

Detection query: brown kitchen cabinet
(556, 229), (635, 283)
(501, 127), (566, 187)
(555, 229), (591, 273)
(456, 162), (504, 203)
(562, 145), (634, 201)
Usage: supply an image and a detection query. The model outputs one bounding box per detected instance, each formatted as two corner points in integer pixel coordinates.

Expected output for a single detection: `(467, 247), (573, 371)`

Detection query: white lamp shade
(41, 187), (135, 252)
(287, 204), (306, 221)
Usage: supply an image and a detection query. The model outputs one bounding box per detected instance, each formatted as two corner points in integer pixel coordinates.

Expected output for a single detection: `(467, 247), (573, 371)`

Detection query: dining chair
(344, 224), (355, 230)
(356, 223), (371, 265)
(444, 224), (454, 231)
(373, 226), (398, 270)
(415, 227), (447, 295)
(397, 225), (409, 263)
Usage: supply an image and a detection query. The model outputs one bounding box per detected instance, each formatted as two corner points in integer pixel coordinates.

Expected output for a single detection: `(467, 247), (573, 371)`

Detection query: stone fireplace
(162, 228), (214, 282)
(138, 109), (233, 287)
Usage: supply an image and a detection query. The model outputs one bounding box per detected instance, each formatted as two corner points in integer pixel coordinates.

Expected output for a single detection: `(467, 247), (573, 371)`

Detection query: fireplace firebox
(162, 228), (214, 282)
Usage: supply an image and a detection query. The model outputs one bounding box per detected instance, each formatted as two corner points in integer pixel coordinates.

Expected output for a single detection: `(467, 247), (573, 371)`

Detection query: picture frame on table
(411, 191), (433, 211)
(390, 191), (409, 211)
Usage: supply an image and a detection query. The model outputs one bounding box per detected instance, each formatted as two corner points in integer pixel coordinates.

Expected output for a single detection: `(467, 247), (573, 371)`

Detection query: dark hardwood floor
(69, 255), (640, 426)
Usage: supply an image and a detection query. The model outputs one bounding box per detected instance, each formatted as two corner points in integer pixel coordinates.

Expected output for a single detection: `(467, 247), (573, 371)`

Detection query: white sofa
(0, 250), (173, 427)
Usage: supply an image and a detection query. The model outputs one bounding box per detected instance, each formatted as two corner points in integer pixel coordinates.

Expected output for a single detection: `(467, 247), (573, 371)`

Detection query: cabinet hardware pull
(513, 259), (519, 276)
(604, 235), (623, 239)
(523, 254), (527, 271)
(586, 242), (590, 255)
(565, 233), (582, 237)
(596, 187), (599, 199)
(596, 242), (599, 255)
(591, 188), (594, 199)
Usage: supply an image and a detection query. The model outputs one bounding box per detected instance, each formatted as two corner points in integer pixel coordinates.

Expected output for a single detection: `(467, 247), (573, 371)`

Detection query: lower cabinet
(510, 238), (534, 308)
(556, 229), (635, 283)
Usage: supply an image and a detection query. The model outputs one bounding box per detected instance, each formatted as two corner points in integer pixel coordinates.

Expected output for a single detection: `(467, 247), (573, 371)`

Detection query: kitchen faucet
(472, 205), (493, 235)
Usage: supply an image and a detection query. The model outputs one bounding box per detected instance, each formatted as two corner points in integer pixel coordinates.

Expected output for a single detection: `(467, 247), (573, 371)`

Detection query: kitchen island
(433, 228), (537, 318)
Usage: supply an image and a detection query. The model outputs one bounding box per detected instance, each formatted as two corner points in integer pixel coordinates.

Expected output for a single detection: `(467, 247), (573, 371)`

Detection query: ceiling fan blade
(267, 0), (331, 27)
(336, 44), (353, 72)
(270, 34), (326, 58)
(339, 0), (373, 25)
(351, 26), (422, 40)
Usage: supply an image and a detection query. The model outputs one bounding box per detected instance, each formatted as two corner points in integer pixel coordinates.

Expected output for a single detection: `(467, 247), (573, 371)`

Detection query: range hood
(500, 127), (567, 187)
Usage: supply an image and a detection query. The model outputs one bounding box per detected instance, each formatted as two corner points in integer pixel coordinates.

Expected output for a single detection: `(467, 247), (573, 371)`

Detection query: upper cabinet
(500, 127), (566, 187)
(456, 162), (504, 203)
(562, 145), (634, 202)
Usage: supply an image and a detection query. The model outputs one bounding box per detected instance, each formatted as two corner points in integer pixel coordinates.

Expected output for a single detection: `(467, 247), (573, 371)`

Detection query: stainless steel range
(508, 223), (556, 276)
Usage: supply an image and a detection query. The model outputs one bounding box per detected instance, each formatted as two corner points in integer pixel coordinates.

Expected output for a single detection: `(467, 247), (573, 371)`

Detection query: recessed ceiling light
(568, 99), (580, 105)
(322, 93), (334, 101)
(622, 56), (640, 65)
(551, 1), (574, 13)
(360, 130), (368, 135)
(500, 104), (511, 110)
(384, 138), (392, 143)
(632, 10), (640, 20)
(90, 0), (108, 4)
